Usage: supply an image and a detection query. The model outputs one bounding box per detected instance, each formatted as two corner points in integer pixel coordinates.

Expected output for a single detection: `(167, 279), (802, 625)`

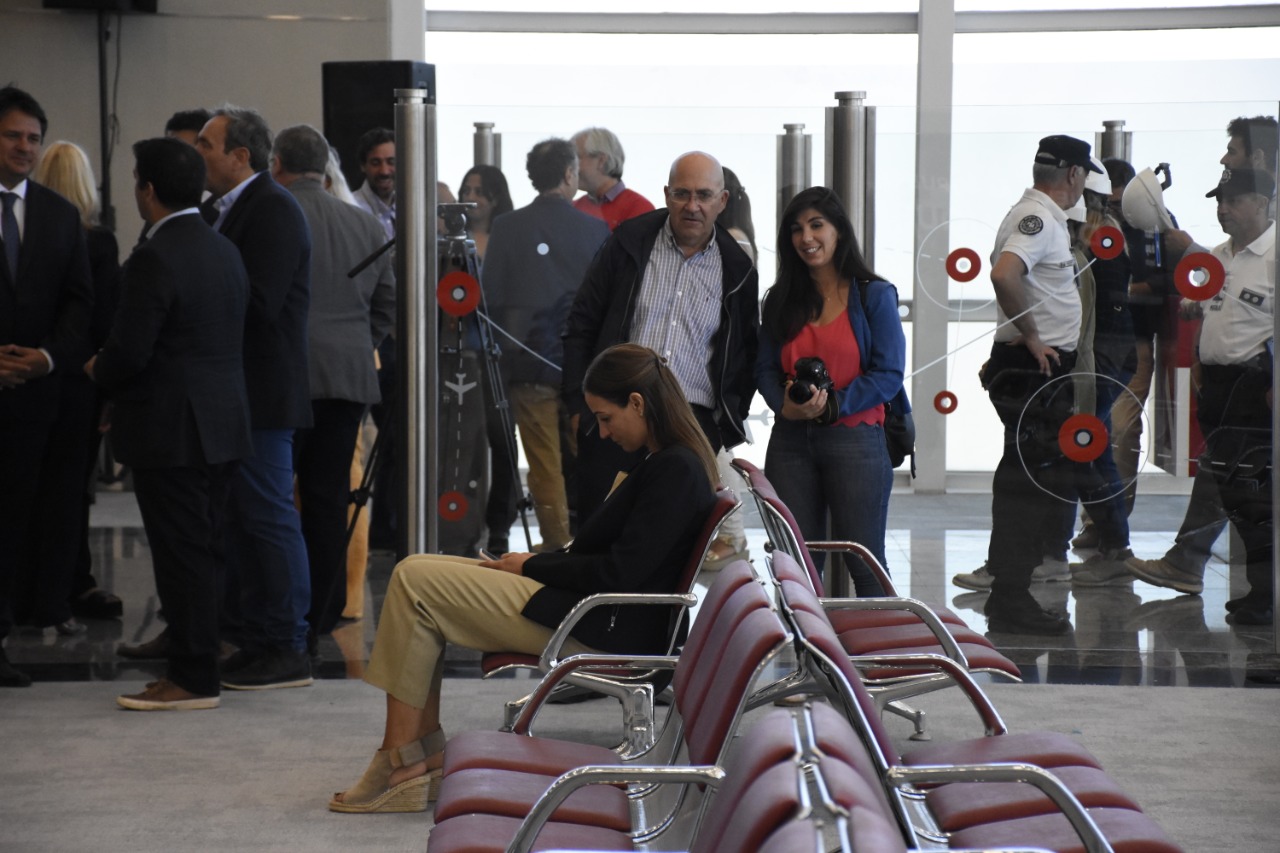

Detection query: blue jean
(228, 428), (311, 652)
(765, 419), (892, 596)
(1051, 370), (1135, 555)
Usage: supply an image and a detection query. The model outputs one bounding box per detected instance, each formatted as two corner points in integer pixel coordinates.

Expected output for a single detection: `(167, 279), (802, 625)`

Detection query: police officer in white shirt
(1129, 167), (1275, 626)
(959, 135), (1104, 635)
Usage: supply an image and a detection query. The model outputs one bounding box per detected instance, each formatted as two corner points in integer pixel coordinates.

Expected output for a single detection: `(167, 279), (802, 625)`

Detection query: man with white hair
(955, 134), (1104, 635)
(572, 127), (653, 231)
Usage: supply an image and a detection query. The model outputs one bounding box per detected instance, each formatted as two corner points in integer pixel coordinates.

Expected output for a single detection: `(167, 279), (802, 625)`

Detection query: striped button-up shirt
(631, 219), (723, 408)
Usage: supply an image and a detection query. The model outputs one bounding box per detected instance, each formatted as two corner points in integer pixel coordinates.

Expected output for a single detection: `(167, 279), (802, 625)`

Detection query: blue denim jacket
(756, 279), (907, 420)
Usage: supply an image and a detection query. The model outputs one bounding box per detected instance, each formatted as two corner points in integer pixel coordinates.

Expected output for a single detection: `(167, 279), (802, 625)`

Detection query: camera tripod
(339, 205), (533, 566)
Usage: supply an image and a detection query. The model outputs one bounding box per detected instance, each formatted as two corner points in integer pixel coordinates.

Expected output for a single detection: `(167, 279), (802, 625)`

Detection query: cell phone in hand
(479, 548), (497, 561)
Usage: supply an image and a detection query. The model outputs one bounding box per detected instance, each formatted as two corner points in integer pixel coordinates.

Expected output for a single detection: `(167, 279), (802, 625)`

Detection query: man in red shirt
(572, 127), (653, 231)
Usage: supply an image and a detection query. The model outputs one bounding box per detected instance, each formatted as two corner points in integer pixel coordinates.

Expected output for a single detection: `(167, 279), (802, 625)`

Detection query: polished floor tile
(5, 489), (1276, 688)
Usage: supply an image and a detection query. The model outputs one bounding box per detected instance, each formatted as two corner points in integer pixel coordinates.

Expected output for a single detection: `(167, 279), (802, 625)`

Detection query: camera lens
(788, 381), (814, 404)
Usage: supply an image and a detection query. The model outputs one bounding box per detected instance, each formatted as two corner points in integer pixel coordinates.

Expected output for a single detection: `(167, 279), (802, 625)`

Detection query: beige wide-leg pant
(363, 553), (593, 709)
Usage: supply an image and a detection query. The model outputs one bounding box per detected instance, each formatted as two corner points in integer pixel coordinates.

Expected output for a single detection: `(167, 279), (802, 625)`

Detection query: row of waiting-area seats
(427, 548), (1182, 852)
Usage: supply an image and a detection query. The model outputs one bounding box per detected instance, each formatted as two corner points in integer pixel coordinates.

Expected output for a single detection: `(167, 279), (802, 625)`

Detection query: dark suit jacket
(217, 173), (313, 430)
(520, 444), (716, 653)
(0, 181), (93, 424)
(93, 213), (252, 469)
(483, 194), (609, 387)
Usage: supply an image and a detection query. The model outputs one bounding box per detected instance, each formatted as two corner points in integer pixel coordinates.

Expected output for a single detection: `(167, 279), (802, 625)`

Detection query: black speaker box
(42, 0), (157, 12)
(322, 60), (435, 192)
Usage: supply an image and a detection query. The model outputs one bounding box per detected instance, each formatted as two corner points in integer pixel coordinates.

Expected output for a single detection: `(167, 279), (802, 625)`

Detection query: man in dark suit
(197, 105), (314, 690)
(89, 137), (253, 710)
(270, 123), (394, 637)
(0, 86), (93, 687)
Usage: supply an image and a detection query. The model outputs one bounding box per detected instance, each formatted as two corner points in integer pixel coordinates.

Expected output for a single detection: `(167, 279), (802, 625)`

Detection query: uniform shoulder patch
(1018, 215), (1044, 235)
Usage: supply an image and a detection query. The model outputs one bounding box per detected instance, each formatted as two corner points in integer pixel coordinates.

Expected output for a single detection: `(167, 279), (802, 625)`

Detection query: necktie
(1, 192), (19, 279)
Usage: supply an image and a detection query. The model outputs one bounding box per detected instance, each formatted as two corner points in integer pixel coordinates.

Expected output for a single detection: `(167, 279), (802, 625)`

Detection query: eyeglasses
(667, 188), (720, 204)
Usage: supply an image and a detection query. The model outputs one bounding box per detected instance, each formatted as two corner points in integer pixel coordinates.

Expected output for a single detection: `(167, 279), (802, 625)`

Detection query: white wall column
(910, 0), (956, 494)
(389, 0), (426, 60)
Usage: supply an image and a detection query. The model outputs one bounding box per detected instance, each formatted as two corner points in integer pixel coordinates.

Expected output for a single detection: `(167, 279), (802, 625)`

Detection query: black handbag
(858, 280), (916, 477)
(884, 386), (916, 476)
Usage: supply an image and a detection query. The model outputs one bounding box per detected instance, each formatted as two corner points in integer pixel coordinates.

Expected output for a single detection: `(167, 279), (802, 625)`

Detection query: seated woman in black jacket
(330, 343), (719, 813)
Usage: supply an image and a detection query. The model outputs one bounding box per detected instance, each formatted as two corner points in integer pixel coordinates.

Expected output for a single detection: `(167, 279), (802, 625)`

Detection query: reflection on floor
(8, 490), (1277, 687)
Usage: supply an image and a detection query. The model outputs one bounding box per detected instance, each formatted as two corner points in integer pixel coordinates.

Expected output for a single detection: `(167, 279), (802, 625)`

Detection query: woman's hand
(480, 552), (533, 575)
(779, 382), (830, 421)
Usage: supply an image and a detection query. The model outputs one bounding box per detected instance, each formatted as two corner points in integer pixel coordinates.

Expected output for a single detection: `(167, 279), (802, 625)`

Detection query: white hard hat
(1121, 168), (1175, 232)
(1085, 155), (1111, 196)
(1066, 198), (1087, 222)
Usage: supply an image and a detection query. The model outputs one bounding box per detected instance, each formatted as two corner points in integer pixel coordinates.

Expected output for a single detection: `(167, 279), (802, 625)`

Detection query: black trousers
(984, 343), (1079, 596)
(1197, 363), (1273, 604)
(0, 418), (52, 640)
(294, 398), (366, 635)
(132, 461), (236, 697)
(17, 374), (98, 627)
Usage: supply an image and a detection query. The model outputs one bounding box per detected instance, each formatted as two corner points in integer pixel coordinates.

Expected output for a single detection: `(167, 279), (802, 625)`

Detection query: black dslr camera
(787, 356), (839, 424)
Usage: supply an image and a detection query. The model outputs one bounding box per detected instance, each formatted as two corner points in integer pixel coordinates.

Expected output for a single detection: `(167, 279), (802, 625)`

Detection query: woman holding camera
(756, 187), (906, 595)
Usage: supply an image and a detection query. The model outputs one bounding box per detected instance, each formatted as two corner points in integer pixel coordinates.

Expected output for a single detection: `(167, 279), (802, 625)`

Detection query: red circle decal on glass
(1090, 226), (1124, 260)
(438, 491), (469, 521)
(945, 248), (981, 283)
(934, 390), (958, 415)
(1173, 252), (1226, 302)
(1059, 414), (1107, 463)
(437, 271), (481, 316)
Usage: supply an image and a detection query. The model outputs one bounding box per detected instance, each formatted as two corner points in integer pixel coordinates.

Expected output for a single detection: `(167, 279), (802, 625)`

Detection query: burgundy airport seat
(480, 487), (740, 753)
(427, 561), (790, 853)
(778, 575), (1184, 853)
(734, 457), (1020, 739)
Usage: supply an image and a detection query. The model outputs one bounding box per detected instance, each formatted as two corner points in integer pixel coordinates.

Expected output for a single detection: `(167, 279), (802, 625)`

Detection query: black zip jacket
(561, 208), (759, 448)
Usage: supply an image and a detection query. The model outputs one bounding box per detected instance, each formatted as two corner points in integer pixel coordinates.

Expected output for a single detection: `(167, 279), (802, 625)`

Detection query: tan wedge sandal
(328, 729), (445, 813)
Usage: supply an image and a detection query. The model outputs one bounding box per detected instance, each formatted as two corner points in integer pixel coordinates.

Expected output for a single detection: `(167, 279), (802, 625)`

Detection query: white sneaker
(953, 563), (994, 591)
(1070, 548), (1136, 586)
(1031, 556), (1070, 582)
(954, 556), (1069, 591)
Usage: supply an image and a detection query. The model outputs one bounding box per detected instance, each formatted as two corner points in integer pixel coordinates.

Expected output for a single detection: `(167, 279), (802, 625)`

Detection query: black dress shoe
(71, 588), (124, 620)
(0, 648), (32, 688)
(1226, 605), (1274, 627)
(985, 600), (1072, 636)
(118, 628), (171, 660)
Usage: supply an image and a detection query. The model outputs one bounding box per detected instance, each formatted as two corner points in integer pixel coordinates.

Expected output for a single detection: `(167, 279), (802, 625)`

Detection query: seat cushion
(480, 652), (539, 675)
(827, 604), (966, 630)
(925, 765), (1141, 831)
(903, 730), (1103, 770)
(834, 620), (995, 654)
(947, 806), (1184, 853)
(435, 767), (631, 831)
(856, 642), (1021, 680)
(427, 813), (632, 853)
(443, 730), (621, 778)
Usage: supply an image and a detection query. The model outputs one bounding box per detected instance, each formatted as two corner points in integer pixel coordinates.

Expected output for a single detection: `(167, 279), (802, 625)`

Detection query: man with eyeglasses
(563, 151), (758, 523)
